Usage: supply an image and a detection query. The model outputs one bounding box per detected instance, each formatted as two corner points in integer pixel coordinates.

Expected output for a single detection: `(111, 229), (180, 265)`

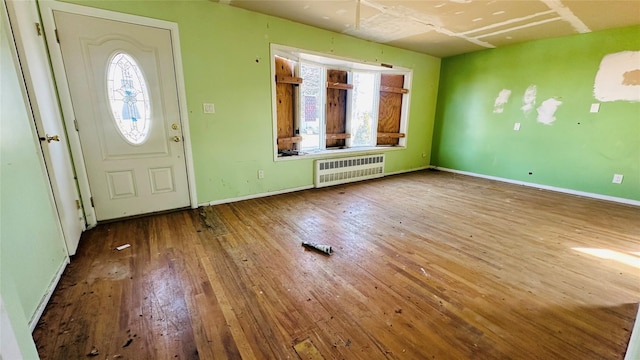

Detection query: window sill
(275, 145), (405, 162)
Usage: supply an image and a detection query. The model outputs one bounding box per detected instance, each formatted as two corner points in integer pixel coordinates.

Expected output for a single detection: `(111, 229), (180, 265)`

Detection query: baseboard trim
(201, 185), (315, 207)
(29, 256), (69, 332)
(385, 165), (433, 177)
(199, 166), (436, 207)
(625, 303), (640, 360)
(434, 167), (640, 207)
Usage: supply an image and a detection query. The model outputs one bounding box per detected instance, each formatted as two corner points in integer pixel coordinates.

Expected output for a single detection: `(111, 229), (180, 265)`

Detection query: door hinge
(76, 199), (81, 209)
(74, 119), (79, 131)
(90, 197), (95, 207)
(55, 29), (60, 43)
(35, 23), (42, 36)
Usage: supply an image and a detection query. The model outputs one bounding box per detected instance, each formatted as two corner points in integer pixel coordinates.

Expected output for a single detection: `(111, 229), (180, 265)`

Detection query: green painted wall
(432, 26), (640, 201)
(63, 0), (440, 203)
(1, 6), (68, 357)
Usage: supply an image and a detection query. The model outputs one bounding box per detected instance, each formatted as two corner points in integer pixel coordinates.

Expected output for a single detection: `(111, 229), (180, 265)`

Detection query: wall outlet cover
(590, 103), (600, 113)
(203, 103), (215, 114)
(514, 122), (521, 131)
(612, 174), (623, 184)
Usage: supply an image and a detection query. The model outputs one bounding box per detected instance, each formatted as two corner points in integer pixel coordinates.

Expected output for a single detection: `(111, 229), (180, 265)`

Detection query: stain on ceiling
(218, 0), (640, 57)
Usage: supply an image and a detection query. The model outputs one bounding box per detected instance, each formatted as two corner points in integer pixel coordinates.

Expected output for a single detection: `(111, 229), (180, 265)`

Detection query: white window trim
(271, 44), (412, 162)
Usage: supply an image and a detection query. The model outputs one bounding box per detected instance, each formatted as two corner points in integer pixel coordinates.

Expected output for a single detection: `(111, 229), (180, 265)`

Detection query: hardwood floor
(33, 170), (640, 359)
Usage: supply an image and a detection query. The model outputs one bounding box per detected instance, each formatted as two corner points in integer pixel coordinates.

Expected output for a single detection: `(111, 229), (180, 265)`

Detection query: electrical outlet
(258, 170), (264, 179)
(612, 174), (623, 184)
(590, 103), (600, 113)
(203, 103), (215, 114)
(514, 122), (521, 131)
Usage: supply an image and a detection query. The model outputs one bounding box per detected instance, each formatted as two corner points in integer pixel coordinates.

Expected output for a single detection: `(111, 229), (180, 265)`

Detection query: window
(272, 45), (411, 158)
(107, 52), (151, 145)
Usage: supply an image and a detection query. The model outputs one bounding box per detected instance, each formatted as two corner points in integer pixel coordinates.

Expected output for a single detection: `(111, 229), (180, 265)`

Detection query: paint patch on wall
(493, 89), (511, 113)
(622, 69), (640, 86)
(521, 85), (537, 114)
(594, 51), (640, 102)
(536, 98), (562, 125)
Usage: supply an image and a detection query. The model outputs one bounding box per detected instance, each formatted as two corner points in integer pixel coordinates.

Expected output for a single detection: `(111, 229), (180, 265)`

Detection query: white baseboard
(200, 185), (315, 207)
(198, 166), (435, 208)
(435, 167), (640, 207)
(385, 165), (433, 177)
(29, 256), (69, 332)
(625, 304), (640, 360)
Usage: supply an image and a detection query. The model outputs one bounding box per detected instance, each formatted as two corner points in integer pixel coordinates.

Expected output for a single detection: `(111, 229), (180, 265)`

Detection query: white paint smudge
(594, 51), (640, 102)
(493, 89), (511, 113)
(536, 98), (562, 125)
(521, 85), (537, 114)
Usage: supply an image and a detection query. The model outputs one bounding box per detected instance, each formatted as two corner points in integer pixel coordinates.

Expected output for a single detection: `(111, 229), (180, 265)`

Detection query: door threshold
(97, 206), (191, 224)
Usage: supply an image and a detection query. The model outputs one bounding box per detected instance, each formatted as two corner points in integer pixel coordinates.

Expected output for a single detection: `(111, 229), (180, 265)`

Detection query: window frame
(271, 44), (412, 161)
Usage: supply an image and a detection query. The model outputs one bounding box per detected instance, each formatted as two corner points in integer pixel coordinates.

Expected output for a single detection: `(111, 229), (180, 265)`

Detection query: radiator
(314, 154), (385, 188)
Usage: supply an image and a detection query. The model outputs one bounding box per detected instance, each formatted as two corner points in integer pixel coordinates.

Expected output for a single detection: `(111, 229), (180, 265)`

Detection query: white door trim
(5, 0), (84, 255)
(39, 1), (197, 227)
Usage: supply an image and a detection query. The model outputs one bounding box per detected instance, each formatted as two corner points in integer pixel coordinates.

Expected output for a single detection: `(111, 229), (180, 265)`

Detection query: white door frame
(5, 0), (84, 255)
(39, 1), (198, 227)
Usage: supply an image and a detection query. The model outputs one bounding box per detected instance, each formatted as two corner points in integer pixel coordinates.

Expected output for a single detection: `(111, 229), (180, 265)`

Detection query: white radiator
(314, 154), (385, 188)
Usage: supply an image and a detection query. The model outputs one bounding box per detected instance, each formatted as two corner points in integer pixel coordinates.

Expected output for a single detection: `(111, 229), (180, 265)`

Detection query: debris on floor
(116, 244), (131, 251)
(302, 241), (332, 255)
(87, 347), (99, 357)
(199, 211), (212, 228)
(198, 207), (230, 236)
(122, 338), (133, 348)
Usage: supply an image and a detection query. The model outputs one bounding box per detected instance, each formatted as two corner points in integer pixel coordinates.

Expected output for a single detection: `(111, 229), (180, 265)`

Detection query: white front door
(53, 11), (191, 221)
(5, 0), (83, 254)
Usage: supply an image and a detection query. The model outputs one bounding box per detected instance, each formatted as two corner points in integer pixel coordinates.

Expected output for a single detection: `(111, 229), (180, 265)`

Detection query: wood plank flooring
(33, 170), (640, 359)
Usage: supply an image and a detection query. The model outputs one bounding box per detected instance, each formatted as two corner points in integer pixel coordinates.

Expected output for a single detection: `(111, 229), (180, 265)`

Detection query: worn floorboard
(33, 170), (640, 359)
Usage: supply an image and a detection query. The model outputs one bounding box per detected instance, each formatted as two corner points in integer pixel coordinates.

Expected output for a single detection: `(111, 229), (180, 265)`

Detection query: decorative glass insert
(107, 52), (151, 145)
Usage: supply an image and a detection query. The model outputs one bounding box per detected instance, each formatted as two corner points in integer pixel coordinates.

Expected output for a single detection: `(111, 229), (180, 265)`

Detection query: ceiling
(218, 0), (640, 58)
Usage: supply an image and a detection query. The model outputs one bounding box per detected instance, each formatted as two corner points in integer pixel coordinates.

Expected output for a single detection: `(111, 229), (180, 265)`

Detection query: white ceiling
(220, 0), (640, 57)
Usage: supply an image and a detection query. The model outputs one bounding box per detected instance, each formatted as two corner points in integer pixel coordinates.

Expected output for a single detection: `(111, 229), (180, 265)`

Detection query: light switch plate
(513, 122), (521, 131)
(203, 103), (215, 114)
(590, 103), (600, 113)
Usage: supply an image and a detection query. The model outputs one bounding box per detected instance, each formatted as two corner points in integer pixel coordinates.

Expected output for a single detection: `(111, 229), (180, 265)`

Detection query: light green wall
(1, 5), (67, 357)
(432, 26), (640, 201)
(63, 0), (441, 202)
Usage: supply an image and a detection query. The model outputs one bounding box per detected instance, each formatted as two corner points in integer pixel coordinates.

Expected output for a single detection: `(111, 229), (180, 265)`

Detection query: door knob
(172, 136), (181, 142)
(39, 134), (60, 143)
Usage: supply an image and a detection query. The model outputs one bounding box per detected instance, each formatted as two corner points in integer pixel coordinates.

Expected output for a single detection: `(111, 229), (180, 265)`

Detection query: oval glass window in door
(106, 52), (151, 145)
